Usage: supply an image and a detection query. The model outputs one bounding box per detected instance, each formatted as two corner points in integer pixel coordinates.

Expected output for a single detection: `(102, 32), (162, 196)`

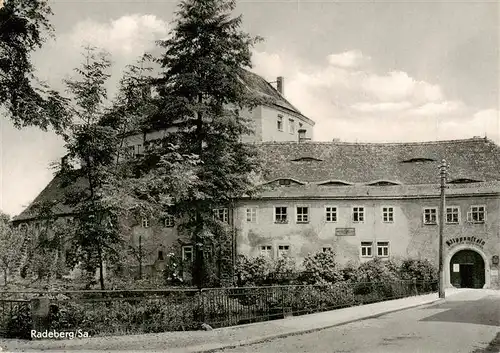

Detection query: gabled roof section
(238, 69), (314, 125)
(258, 138), (500, 185)
(13, 172), (88, 222)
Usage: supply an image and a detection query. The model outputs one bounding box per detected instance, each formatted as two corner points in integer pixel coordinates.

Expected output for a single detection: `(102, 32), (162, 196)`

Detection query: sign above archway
(446, 236), (485, 248)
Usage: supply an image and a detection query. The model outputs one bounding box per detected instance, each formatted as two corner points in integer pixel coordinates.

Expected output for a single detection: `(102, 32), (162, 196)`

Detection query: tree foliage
(0, 0), (70, 133)
(59, 46), (126, 290)
(0, 211), (23, 286)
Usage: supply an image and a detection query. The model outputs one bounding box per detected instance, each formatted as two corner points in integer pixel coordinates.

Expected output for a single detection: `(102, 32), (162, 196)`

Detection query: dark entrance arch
(449, 249), (485, 288)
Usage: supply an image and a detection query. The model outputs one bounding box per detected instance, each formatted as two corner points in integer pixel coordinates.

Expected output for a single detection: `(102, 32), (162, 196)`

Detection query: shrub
(302, 251), (343, 284)
(400, 259), (438, 282)
(269, 256), (299, 285)
(235, 255), (272, 286)
(235, 255), (299, 286)
(2, 302), (32, 339)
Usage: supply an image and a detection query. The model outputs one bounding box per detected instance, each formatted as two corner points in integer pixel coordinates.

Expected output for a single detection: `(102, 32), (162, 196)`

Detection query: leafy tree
(0, 0), (70, 132)
(20, 201), (70, 285)
(59, 46), (126, 290)
(139, 0), (266, 287)
(0, 211), (23, 286)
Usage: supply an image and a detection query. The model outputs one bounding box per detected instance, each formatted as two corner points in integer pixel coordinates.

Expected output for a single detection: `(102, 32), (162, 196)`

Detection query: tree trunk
(98, 247), (105, 291)
(138, 235), (143, 279)
(3, 268), (7, 287)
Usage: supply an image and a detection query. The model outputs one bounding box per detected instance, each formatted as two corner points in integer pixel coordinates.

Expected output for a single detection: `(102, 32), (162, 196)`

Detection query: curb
(191, 297), (445, 353)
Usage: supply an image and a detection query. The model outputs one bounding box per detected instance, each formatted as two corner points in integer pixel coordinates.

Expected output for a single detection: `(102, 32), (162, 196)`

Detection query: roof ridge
(257, 137), (490, 146)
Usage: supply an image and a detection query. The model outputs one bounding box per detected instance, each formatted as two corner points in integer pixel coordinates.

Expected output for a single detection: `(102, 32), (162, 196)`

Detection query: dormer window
(291, 157), (323, 162)
(401, 158), (436, 164)
(279, 179), (291, 186)
(367, 180), (400, 186)
(448, 178), (483, 184)
(318, 180), (352, 186)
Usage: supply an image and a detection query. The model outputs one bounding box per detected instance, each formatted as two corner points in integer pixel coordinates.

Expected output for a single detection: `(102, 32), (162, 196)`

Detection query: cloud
(361, 71), (443, 102)
(68, 14), (169, 58)
(327, 50), (369, 68)
(409, 101), (465, 116)
(351, 101), (412, 113)
(251, 49), (489, 143)
(3, 14), (170, 217)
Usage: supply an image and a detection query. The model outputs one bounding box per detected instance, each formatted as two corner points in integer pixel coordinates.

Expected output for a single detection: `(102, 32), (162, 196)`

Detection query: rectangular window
(377, 241), (389, 257)
(277, 115), (283, 131)
(382, 207), (394, 223)
(213, 208), (229, 223)
(274, 207), (288, 224)
(182, 245), (193, 262)
(288, 118), (295, 134)
(141, 218), (149, 228)
(296, 206), (309, 223)
(260, 245), (272, 258)
(467, 206), (486, 223)
(353, 207), (365, 222)
(158, 250), (164, 261)
(325, 206), (337, 222)
(164, 215), (175, 228)
(423, 208), (437, 225)
(361, 242), (373, 257)
(278, 245), (290, 258)
(136, 144), (143, 156)
(246, 208), (257, 223)
(446, 206), (460, 224)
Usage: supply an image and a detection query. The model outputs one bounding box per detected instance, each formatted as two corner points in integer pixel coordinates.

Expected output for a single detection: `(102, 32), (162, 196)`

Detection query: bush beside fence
(0, 280), (437, 338)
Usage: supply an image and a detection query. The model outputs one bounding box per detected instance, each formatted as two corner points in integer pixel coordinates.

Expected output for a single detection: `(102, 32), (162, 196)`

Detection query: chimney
(276, 76), (284, 95)
(298, 129), (310, 143)
(61, 154), (69, 170)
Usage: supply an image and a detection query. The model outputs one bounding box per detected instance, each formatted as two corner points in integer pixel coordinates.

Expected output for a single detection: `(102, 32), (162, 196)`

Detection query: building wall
(240, 107), (263, 143)
(233, 194), (500, 288)
(260, 106), (314, 142)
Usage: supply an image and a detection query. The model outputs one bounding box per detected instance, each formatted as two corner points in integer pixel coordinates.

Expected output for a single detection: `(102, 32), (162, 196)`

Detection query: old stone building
(233, 139), (500, 289)
(13, 70), (500, 289)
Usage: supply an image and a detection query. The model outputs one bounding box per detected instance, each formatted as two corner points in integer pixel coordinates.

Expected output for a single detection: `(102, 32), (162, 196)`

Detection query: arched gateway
(446, 245), (490, 289)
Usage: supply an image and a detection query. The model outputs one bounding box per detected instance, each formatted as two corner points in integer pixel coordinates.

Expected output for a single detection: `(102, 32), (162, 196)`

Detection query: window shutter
(466, 211), (472, 222)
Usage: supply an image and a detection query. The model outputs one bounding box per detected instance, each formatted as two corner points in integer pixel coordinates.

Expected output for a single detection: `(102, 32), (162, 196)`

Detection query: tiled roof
(259, 138), (500, 185)
(249, 181), (500, 200)
(238, 69), (313, 124)
(13, 138), (500, 222)
(13, 173), (88, 222)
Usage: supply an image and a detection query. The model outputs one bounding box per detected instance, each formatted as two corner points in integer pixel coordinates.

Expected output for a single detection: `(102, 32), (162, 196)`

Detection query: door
(460, 264), (474, 288)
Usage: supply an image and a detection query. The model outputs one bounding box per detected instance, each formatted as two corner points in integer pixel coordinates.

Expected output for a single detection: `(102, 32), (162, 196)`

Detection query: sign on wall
(445, 236), (485, 248)
(491, 270), (499, 276)
(335, 228), (355, 237)
(453, 264), (460, 272)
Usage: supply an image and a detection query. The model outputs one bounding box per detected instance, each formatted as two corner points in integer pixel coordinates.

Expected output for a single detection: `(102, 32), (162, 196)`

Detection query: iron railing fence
(200, 280), (438, 328)
(0, 280), (437, 338)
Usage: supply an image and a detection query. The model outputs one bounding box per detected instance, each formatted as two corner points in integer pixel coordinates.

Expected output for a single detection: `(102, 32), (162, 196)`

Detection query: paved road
(218, 290), (500, 353)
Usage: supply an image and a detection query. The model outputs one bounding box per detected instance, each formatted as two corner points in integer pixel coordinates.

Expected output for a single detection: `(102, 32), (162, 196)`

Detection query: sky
(1, 0), (499, 217)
